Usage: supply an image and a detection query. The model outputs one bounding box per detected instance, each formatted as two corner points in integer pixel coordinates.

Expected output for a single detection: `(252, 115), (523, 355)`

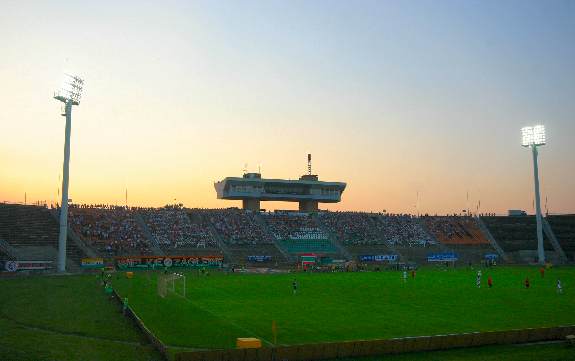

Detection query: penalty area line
(176, 293), (275, 347)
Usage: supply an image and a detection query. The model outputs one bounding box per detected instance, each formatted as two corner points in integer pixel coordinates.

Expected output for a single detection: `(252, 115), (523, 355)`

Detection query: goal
(157, 273), (186, 298)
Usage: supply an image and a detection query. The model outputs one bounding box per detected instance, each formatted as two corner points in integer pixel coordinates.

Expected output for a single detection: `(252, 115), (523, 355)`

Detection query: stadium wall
(111, 289), (169, 361)
(173, 325), (575, 361)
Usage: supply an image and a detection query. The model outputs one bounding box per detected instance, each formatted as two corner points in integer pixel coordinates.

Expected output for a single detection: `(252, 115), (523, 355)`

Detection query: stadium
(2, 161), (575, 360)
(2, 2), (575, 361)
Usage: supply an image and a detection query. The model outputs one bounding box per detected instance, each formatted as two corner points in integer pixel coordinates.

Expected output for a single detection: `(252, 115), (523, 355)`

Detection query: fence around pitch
(174, 325), (575, 361)
(111, 289), (170, 361)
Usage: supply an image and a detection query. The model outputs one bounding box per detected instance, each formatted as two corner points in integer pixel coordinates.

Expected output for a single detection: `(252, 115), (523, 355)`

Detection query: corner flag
(272, 320), (277, 344)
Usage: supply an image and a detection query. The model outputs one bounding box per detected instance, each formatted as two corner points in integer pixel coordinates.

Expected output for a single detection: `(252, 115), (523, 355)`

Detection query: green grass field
(0, 275), (162, 361)
(113, 266), (575, 351)
(1, 266), (575, 361)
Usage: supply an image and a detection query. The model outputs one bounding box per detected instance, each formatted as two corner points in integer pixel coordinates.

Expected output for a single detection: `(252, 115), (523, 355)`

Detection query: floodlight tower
(54, 74), (84, 273)
(521, 125), (546, 264)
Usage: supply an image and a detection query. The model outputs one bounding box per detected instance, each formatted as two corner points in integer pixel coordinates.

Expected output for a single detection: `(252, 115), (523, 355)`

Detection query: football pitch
(113, 266), (575, 351)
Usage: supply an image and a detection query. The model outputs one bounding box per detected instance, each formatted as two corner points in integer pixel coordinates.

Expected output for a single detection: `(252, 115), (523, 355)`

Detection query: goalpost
(157, 273), (186, 298)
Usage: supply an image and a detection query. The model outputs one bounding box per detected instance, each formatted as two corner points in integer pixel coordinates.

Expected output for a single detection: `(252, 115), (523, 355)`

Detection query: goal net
(157, 273), (186, 298)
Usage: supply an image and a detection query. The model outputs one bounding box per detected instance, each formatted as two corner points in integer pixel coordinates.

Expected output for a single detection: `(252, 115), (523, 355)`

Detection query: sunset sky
(1, 0), (574, 215)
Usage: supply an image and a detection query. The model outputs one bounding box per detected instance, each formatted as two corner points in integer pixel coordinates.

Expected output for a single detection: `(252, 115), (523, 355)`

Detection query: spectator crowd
(423, 216), (489, 245)
(66, 204), (499, 256)
(263, 212), (328, 241)
(142, 205), (217, 250)
(201, 208), (273, 245)
(68, 204), (151, 256)
(319, 212), (433, 248)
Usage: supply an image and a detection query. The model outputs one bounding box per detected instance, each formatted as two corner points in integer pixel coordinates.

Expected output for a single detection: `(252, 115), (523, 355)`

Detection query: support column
(299, 201), (318, 213)
(242, 199), (260, 212)
(58, 101), (72, 273)
(532, 145), (545, 265)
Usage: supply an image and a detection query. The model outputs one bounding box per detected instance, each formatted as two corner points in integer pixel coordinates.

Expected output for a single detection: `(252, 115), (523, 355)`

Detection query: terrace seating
(0, 238), (15, 260)
(68, 205), (152, 256)
(0, 204), (60, 247)
(319, 212), (390, 245)
(263, 212), (337, 254)
(201, 209), (273, 245)
(141, 205), (217, 251)
(423, 216), (490, 245)
(481, 216), (554, 252)
(190, 208), (288, 264)
(428, 218), (497, 263)
(546, 215), (575, 260)
(376, 215), (434, 248)
(319, 212), (434, 248)
(0, 203), (84, 265)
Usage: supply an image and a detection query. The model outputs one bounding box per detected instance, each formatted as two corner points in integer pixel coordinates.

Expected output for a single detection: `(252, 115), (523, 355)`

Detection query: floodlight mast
(54, 74), (84, 273)
(521, 125), (546, 265)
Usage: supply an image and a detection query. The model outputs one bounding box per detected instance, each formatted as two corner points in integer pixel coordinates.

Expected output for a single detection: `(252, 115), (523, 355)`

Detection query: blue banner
(427, 253), (458, 262)
(359, 254), (398, 262)
(247, 255), (272, 262)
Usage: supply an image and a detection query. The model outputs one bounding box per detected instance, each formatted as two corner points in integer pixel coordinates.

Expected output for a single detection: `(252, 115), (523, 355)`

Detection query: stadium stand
(203, 208), (273, 245)
(0, 203), (84, 268)
(318, 211), (397, 259)
(481, 216), (554, 251)
(376, 215), (432, 247)
(319, 212), (389, 245)
(422, 216), (497, 263)
(140, 205), (218, 254)
(5, 201), (573, 269)
(263, 212), (338, 254)
(68, 205), (152, 256)
(0, 239), (16, 260)
(320, 212), (431, 247)
(481, 216), (557, 263)
(371, 215), (444, 264)
(197, 208), (288, 265)
(319, 212), (441, 263)
(546, 215), (575, 261)
(423, 216), (489, 245)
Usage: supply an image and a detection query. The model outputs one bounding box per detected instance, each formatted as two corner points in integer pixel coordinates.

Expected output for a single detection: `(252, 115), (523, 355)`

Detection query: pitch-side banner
(359, 255), (398, 262)
(81, 258), (104, 268)
(427, 253), (458, 262)
(2, 260), (53, 272)
(247, 255), (272, 262)
(116, 255), (224, 270)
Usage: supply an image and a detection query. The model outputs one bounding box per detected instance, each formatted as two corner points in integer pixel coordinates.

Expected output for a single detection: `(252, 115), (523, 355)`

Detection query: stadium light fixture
(54, 73), (84, 273)
(54, 74), (84, 105)
(521, 125), (546, 147)
(521, 125), (546, 264)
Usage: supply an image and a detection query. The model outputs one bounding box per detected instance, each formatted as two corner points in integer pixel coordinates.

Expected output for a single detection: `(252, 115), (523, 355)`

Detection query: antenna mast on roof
(307, 153), (312, 175)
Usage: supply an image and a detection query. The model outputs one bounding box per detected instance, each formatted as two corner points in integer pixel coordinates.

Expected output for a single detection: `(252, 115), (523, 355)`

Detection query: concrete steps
(543, 218), (568, 263)
(134, 213), (165, 256)
(476, 216), (510, 262)
(254, 213), (294, 263)
(311, 214), (351, 260)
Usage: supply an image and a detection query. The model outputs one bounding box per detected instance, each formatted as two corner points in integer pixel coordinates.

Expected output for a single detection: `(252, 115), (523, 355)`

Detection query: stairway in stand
(313, 213), (351, 260)
(254, 213), (294, 263)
